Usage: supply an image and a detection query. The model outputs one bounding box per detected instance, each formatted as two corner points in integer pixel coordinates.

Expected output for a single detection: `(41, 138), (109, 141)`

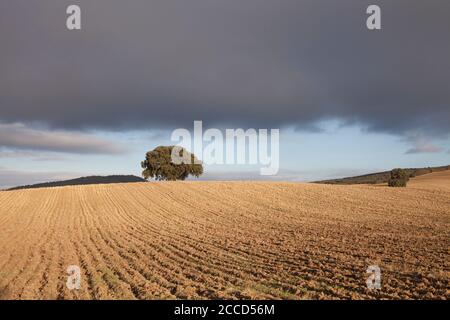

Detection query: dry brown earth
(0, 172), (448, 299)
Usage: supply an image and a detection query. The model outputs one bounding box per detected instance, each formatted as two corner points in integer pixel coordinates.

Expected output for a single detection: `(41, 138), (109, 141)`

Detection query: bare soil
(0, 172), (448, 300)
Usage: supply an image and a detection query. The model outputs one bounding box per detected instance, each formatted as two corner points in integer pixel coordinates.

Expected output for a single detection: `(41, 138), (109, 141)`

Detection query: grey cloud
(0, 1), (449, 137)
(0, 150), (36, 158)
(0, 150), (67, 161)
(0, 123), (125, 154)
(32, 155), (69, 162)
(405, 145), (443, 154)
(404, 133), (444, 154)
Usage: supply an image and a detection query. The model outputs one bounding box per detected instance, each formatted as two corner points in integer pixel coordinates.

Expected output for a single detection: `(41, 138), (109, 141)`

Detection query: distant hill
(315, 165), (450, 185)
(8, 175), (146, 191)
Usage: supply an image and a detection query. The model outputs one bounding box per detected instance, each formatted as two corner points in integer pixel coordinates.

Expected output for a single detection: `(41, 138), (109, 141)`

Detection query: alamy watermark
(366, 265), (381, 289)
(170, 121), (279, 175)
(66, 265), (81, 290)
(66, 5), (382, 31)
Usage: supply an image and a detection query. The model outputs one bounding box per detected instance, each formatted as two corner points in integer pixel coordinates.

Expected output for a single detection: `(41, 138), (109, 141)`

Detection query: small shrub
(388, 178), (407, 187)
(388, 168), (409, 187)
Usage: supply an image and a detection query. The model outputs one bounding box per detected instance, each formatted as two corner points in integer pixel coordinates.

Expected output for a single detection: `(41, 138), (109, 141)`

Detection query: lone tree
(141, 146), (203, 181)
(388, 168), (409, 187)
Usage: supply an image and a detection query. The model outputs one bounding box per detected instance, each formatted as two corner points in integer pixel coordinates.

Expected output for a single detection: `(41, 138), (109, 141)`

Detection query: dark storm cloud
(1, 0), (449, 136)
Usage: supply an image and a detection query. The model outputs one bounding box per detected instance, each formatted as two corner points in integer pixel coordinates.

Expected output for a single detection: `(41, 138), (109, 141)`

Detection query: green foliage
(388, 178), (407, 187)
(388, 168), (409, 187)
(317, 165), (449, 185)
(141, 146), (203, 181)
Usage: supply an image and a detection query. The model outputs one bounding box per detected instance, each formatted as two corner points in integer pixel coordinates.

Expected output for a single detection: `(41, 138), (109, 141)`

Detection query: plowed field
(0, 172), (449, 299)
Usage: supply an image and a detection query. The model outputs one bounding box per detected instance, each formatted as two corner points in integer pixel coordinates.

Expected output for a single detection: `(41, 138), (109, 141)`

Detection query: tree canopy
(388, 168), (409, 187)
(141, 146), (203, 181)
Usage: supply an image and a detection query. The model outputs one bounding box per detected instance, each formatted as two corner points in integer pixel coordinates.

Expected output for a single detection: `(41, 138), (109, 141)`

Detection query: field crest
(0, 178), (449, 299)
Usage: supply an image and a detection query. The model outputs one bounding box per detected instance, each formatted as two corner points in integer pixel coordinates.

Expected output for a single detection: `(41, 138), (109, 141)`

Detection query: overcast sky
(1, 0), (449, 187)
